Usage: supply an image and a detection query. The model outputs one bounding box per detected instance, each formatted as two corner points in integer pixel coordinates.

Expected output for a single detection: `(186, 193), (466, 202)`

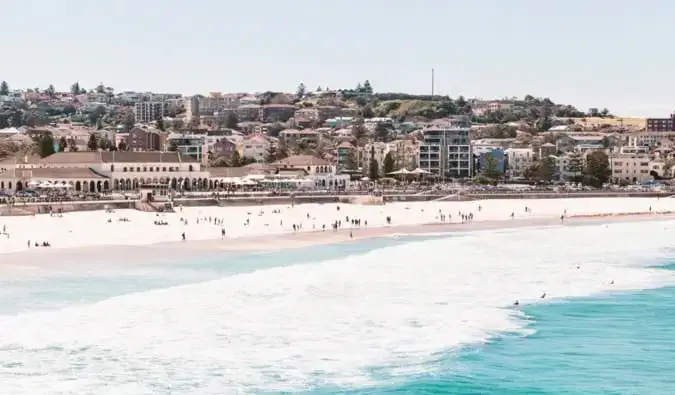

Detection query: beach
(2, 197), (675, 393)
(1, 196), (673, 262)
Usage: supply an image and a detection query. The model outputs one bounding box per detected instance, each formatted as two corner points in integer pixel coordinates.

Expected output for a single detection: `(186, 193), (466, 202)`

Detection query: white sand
(0, 197), (672, 256)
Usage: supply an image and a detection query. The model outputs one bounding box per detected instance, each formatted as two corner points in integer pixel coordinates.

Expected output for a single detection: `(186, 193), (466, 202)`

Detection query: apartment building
(504, 148), (535, 179)
(279, 129), (320, 147)
(134, 102), (167, 123)
(418, 118), (472, 179)
(128, 127), (165, 151)
(239, 134), (270, 162)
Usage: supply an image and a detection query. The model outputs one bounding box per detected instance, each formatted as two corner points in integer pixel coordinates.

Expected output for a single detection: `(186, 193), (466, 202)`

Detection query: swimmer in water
(541, 293), (547, 299)
(514, 300), (520, 306)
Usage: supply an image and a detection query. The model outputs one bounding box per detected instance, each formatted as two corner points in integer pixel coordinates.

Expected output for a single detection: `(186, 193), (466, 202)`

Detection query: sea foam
(1, 220), (675, 394)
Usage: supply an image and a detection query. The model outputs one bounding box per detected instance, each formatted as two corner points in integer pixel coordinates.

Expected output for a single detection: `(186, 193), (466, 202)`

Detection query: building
(279, 129), (320, 147)
(134, 102), (167, 123)
(167, 133), (207, 166)
(504, 148), (535, 179)
(336, 142), (356, 171)
(647, 113), (675, 132)
(271, 155), (348, 190)
(239, 134), (270, 162)
(261, 104), (296, 122)
(610, 153), (655, 184)
(127, 127), (165, 151)
(473, 147), (506, 175)
(236, 104), (261, 121)
(0, 151), (207, 193)
(418, 119), (472, 179)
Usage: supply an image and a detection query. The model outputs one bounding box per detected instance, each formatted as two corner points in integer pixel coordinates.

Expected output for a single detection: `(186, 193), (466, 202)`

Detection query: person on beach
(221, 228), (226, 238)
(560, 214), (565, 224)
(181, 232), (186, 241)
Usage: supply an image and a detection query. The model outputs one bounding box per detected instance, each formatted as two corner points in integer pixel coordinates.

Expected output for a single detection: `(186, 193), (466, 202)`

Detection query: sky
(2, 0), (675, 117)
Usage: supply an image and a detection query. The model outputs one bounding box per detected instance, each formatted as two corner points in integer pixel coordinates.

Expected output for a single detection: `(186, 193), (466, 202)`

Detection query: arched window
(143, 167), (147, 172)
(110, 165), (115, 172)
(189, 165), (193, 172)
(149, 167), (154, 172)
(123, 167), (127, 172)
(162, 167), (167, 172)
(136, 167), (141, 172)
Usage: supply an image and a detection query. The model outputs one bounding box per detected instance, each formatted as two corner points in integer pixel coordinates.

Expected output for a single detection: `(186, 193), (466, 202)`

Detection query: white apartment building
(134, 102), (167, 124)
(504, 148), (534, 179)
(239, 134), (270, 162)
(610, 154), (655, 184)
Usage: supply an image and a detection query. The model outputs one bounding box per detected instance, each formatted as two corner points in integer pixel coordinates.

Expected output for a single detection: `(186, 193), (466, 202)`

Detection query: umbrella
(387, 169), (411, 175)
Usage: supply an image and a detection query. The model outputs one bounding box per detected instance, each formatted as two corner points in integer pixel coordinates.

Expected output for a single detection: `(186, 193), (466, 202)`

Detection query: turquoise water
(312, 269), (675, 395)
(2, 226), (675, 394)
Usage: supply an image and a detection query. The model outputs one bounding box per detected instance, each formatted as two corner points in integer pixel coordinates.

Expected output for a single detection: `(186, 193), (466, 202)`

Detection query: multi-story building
(279, 129), (320, 147)
(504, 148), (535, 179)
(236, 104), (261, 121)
(167, 133), (207, 166)
(336, 142), (356, 171)
(239, 134), (270, 162)
(134, 102), (167, 124)
(610, 153), (654, 184)
(127, 127), (165, 151)
(647, 113), (675, 132)
(473, 147), (506, 175)
(261, 104), (296, 122)
(418, 118), (472, 179)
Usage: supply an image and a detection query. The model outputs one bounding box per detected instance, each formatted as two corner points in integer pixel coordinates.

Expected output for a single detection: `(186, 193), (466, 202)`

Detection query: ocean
(1, 221), (675, 394)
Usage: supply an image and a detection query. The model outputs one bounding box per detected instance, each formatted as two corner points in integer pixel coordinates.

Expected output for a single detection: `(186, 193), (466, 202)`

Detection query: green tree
(123, 112), (135, 132)
(87, 133), (98, 151)
(172, 119), (184, 131)
(368, 146), (380, 179)
(117, 140), (127, 151)
(38, 135), (56, 158)
(351, 117), (367, 144)
(296, 82), (306, 99)
(46, 84), (56, 98)
(88, 105), (106, 125)
(230, 150), (242, 167)
(0, 81), (9, 96)
(156, 116), (165, 131)
(265, 144), (278, 163)
(481, 153), (500, 179)
(363, 80), (373, 94)
(345, 151), (357, 170)
(362, 105), (374, 118)
(71, 82), (81, 95)
(536, 155), (556, 183)
(383, 151), (396, 175)
(566, 151), (584, 182)
(58, 136), (68, 152)
(10, 110), (23, 127)
(0, 114), (9, 128)
(96, 83), (105, 94)
(225, 112), (239, 129)
(583, 150), (611, 188)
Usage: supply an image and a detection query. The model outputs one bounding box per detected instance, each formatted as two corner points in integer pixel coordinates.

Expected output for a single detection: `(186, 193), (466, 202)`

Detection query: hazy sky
(3, 0), (674, 116)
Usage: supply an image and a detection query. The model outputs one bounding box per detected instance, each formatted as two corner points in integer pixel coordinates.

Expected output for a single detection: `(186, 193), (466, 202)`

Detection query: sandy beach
(2, 196), (675, 265)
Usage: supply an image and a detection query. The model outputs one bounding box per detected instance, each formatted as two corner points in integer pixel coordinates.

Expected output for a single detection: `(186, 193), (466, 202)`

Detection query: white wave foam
(1, 220), (675, 394)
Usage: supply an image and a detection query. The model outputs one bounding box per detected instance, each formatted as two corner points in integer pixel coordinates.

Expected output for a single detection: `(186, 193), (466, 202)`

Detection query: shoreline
(4, 211), (675, 266)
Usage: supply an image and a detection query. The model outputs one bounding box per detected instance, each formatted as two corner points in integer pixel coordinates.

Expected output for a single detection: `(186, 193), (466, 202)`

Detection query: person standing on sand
(181, 232), (186, 241)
